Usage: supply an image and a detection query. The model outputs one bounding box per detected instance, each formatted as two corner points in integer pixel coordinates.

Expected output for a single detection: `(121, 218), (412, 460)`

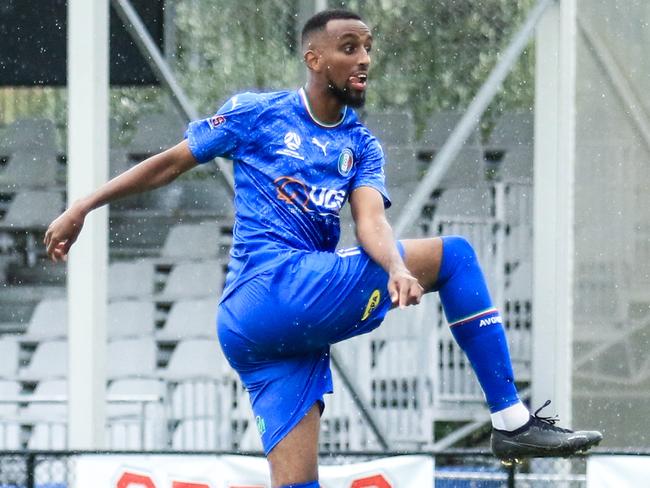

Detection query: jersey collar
(299, 87), (347, 129)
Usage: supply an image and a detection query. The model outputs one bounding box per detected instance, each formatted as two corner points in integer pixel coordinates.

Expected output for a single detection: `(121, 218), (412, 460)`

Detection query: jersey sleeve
(185, 92), (263, 163)
(349, 134), (392, 208)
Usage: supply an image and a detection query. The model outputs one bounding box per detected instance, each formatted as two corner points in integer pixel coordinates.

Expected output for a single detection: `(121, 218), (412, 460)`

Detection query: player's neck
(303, 83), (345, 125)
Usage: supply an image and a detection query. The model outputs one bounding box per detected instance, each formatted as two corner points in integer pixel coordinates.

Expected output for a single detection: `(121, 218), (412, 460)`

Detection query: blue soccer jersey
(185, 88), (390, 301)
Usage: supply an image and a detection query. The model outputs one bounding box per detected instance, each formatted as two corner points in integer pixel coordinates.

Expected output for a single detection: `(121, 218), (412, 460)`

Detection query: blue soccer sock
(434, 236), (522, 415)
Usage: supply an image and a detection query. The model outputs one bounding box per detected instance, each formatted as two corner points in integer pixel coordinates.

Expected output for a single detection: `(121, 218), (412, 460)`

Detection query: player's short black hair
(301, 9), (363, 47)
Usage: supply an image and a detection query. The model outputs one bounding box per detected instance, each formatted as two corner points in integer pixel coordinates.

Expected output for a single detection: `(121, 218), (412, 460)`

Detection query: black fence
(0, 448), (647, 487)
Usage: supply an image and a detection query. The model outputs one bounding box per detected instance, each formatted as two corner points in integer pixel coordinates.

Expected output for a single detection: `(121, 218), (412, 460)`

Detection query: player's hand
(388, 266), (424, 309)
(43, 203), (87, 263)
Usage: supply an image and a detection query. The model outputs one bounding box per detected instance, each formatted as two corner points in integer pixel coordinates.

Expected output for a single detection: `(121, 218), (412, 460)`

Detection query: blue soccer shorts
(217, 242), (405, 454)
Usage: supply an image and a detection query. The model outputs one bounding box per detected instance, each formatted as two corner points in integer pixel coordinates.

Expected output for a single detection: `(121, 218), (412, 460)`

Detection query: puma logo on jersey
(311, 137), (330, 155)
(479, 316), (502, 327)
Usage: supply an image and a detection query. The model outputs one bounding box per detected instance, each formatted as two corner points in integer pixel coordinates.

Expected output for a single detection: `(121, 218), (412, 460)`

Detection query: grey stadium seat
(126, 112), (186, 156)
(157, 298), (218, 342)
(0, 118), (59, 153)
(22, 379), (67, 450)
(419, 111), (481, 150)
(0, 149), (60, 189)
(161, 222), (220, 260)
(164, 338), (228, 380)
(22, 298), (67, 343)
(108, 260), (155, 299)
(363, 111), (414, 146)
(108, 300), (156, 339)
(487, 111), (534, 150)
(19, 340), (67, 381)
(0, 337), (20, 378)
(107, 337), (158, 379)
(106, 378), (167, 449)
(434, 187), (493, 219)
(0, 380), (21, 449)
(0, 190), (64, 229)
(436, 146), (487, 189)
(158, 260), (223, 301)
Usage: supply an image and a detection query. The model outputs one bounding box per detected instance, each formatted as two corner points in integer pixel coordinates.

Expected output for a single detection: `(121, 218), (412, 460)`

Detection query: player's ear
(304, 48), (322, 72)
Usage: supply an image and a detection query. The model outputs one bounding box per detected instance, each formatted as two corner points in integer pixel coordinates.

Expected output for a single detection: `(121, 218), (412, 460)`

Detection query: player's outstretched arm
(349, 186), (423, 308)
(44, 140), (197, 262)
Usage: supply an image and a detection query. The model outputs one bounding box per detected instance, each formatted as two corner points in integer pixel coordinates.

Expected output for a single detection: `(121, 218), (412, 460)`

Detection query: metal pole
(67, 0), (108, 450)
(393, 0), (554, 238)
(26, 452), (35, 488)
(330, 349), (389, 450)
(507, 462), (516, 488)
(531, 0), (577, 425)
(110, 0), (235, 194)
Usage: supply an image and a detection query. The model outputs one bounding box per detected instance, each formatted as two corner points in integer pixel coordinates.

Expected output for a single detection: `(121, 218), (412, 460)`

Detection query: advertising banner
(587, 455), (650, 487)
(74, 454), (433, 488)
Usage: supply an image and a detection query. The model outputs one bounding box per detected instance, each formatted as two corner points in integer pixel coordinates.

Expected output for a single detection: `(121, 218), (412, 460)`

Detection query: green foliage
(347, 0), (536, 135)
(173, 0), (303, 113)
(172, 0), (535, 137)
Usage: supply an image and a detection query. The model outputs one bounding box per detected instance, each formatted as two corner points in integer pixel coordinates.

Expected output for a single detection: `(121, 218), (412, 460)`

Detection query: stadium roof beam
(111, 0), (234, 195)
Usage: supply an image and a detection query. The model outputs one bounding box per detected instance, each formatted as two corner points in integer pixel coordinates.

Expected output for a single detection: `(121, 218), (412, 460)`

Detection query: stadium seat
(108, 300), (156, 339)
(0, 336), (20, 378)
(0, 380), (22, 449)
(164, 338), (228, 380)
(0, 190), (64, 229)
(107, 337), (157, 379)
(0, 149), (60, 189)
(363, 111), (415, 146)
(126, 111), (187, 156)
(157, 260), (223, 301)
(383, 145), (421, 187)
(166, 338), (238, 450)
(161, 222), (220, 260)
(436, 147), (486, 189)
(487, 111), (534, 150)
(171, 418), (219, 450)
(0, 118), (59, 153)
(108, 260), (155, 299)
(21, 298), (67, 343)
(22, 379), (67, 450)
(19, 340), (67, 381)
(157, 298), (218, 342)
(434, 187), (493, 219)
(106, 378), (167, 449)
(419, 111), (481, 150)
(498, 146), (534, 183)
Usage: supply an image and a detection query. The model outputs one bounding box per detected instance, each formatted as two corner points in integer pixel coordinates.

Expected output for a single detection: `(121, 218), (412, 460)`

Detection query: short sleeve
(185, 92), (263, 164)
(349, 134), (392, 208)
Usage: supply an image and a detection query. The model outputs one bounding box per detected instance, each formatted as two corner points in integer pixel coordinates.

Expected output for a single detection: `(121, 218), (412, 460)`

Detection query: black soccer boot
(491, 400), (603, 464)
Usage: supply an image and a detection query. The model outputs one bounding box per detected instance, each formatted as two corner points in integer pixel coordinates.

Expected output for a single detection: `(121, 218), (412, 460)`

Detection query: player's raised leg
(266, 403), (321, 488)
(400, 235), (602, 460)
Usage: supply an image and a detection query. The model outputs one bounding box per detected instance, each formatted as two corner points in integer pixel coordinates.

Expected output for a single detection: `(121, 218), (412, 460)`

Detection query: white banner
(74, 454), (433, 488)
(587, 456), (650, 488)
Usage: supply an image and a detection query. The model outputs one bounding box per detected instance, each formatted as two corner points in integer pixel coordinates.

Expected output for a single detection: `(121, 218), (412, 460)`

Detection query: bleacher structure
(0, 109), (535, 451)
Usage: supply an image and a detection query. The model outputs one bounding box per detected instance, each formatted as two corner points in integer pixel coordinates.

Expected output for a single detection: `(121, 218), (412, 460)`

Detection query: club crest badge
(207, 114), (226, 129)
(338, 148), (354, 176)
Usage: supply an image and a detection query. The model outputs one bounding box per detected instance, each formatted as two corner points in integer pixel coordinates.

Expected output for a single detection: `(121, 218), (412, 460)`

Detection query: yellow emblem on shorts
(361, 289), (381, 321)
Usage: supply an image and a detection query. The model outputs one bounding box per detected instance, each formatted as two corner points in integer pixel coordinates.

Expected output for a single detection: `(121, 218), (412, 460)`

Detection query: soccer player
(45, 9), (601, 487)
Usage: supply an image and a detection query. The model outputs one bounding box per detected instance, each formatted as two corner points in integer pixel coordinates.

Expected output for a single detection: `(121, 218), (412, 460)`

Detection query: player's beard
(327, 78), (366, 108)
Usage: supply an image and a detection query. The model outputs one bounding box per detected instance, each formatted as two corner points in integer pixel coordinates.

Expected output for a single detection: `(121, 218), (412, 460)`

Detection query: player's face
(320, 19), (372, 108)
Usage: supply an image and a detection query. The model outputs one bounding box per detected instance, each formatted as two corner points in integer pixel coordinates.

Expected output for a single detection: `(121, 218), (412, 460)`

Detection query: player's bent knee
(442, 235), (477, 261)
